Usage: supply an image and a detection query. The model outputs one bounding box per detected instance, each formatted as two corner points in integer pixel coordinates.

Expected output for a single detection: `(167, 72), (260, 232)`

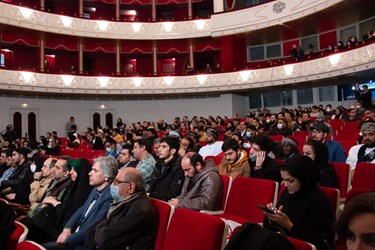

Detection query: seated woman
(303, 139), (339, 188)
(23, 158), (93, 243)
(336, 192), (375, 250)
(263, 155), (335, 250)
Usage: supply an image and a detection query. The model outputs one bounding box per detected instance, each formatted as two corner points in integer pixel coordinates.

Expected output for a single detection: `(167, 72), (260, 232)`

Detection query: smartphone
(256, 204), (276, 214)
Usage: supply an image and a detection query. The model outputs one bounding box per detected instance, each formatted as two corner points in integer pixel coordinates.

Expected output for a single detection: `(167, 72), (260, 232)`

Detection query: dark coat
(148, 155), (184, 201)
(63, 184), (113, 249)
(249, 156), (282, 183)
(0, 201), (16, 250)
(86, 191), (158, 250)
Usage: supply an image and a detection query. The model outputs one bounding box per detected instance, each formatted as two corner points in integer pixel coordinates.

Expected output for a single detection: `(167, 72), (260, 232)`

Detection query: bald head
(119, 167), (146, 193)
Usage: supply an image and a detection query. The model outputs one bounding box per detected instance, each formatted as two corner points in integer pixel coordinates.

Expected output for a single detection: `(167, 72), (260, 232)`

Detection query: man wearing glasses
(86, 167), (158, 250)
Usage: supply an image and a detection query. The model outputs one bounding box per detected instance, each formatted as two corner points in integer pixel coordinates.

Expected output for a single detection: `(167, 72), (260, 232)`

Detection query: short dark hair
(134, 138), (153, 154)
(250, 134), (275, 153)
(182, 136), (195, 153)
(59, 156), (74, 172)
(222, 138), (240, 152)
(160, 137), (180, 154)
(122, 144), (134, 157)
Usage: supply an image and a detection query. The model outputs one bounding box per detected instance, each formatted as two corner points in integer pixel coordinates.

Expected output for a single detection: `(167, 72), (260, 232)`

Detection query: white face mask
(277, 124), (283, 130)
(30, 163), (37, 173)
(106, 147), (112, 152)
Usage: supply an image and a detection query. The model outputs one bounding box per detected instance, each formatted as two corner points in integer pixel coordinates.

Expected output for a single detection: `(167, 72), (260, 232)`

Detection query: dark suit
(43, 184), (113, 250)
(92, 137), (105, 150)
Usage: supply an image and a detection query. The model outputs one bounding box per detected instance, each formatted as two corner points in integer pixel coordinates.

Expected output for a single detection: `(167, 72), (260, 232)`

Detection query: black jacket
(86, 192), (158, 250)
(264, 187), (335, 250)
(249, 156), (282, 183)
(148, 155), (184, 201)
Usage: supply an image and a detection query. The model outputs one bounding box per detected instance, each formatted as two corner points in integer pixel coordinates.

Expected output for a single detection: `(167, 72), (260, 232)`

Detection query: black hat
(310, 122), (329, 133)
(206, 129), (218, 139)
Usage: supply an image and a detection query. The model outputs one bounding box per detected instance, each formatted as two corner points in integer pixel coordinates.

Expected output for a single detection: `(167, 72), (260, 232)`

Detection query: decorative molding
(0, 44), (373, 95)
(0, 0), (342, 40)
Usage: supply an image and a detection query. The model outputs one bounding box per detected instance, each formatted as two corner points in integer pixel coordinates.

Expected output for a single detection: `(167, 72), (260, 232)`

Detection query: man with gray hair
(45, 156), (118, 250)
(86, 167), (158, 250)
(347, 122), (375, 178)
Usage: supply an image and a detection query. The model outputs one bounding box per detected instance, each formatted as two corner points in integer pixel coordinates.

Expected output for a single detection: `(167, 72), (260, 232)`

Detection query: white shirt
(346, 144), (375, 170)
(199, 141), (224, 159)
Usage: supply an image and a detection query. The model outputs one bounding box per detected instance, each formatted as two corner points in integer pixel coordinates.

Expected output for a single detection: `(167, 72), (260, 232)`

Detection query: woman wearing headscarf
(303, 139), (339, 188)
(26, 158), (93, 243)
(263, 155), (335, 250)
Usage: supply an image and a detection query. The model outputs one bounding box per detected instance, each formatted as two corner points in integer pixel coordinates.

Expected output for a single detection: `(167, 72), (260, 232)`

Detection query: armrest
(200, 210), (224, 215)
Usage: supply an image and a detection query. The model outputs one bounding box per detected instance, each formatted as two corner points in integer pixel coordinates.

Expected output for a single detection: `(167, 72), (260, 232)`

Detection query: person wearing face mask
(104, 137), (119, 159)
(248, 134), (281, 183)
(270, 118), (293, 137)
(86, 167), (158, 250)
(44, 156), (118, 250)
(347, 122), (375, 179)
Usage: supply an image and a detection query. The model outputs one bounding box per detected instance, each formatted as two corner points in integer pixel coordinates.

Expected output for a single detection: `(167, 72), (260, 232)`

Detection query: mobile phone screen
(256, 204), (276, 214)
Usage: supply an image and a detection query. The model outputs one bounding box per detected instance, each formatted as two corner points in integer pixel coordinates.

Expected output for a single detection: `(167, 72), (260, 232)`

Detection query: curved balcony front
(0, 43), (373, 95)
(0, 0), (342, 40)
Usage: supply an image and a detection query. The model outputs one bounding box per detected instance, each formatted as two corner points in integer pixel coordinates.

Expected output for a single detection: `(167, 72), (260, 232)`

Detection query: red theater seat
(330, 162), (351, 201)
(16, 241), (46, 250)
(149, 198), (175, 250)
(351, 162), (375, 191)
(7, 221), (28, 250)
(162, 208), (227, 250)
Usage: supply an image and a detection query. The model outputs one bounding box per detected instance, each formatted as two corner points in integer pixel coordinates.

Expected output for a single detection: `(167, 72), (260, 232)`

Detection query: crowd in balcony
(1, 93), (375, 248)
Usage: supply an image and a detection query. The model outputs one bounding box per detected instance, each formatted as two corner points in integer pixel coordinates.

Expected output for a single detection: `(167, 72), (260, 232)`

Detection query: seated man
(29, 157), (57, 210)
(276, 138), (299, 160)
(44, 156), (118, 250)
(148, 137), (184, 201)
(169, 152), (223, 211)
(198, 129), (224, 159)
(117, 144), (138, 168)
(86, 167), (158, 250)
(219, 138), (250, 179)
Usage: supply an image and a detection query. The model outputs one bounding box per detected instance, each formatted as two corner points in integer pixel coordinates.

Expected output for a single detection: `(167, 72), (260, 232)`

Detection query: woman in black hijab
(303, 139), (339, 188)
(263, 155), (335, 250)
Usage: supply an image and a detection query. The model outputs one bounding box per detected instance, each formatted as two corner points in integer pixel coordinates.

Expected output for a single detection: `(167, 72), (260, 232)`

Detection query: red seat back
(224, 177), (278, 223)
(330, 162), (350, 200)
(320, 186), (340, 218)
(16, 241), (46, 250)
(7, 222), (28, 250)
(351, 162), (375, 190)
(220, 175), (232, 211)
(149, 198), (174, 250)
(162, 208), (226, 250)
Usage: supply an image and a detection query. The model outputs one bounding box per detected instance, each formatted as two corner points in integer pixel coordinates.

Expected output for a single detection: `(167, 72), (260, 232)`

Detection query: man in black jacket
(0, 147), (33, 204)
(148, 137), (184, 201)
(86, 167), (158, 250)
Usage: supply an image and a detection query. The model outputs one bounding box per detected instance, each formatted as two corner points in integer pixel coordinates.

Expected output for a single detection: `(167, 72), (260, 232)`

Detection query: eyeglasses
(113, 179), (131, 186)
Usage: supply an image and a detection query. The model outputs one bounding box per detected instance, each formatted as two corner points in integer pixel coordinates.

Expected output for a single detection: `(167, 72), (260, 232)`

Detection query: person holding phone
(263, 155), (335, 250)
(248, 134), (282, 183)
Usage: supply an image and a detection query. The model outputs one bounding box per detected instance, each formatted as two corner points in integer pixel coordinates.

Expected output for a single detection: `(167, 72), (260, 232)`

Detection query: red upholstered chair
(216, 177), (278, 224)
(149, 198), (175, 250)
(287, 237), (317, 250)
(345, 188), (371, 206)
(91, 150), (106, 159)
(6, 221), (28, 250)
(162, 208), (227, 250)
(286, 135), (307, 154)
(351, 162), (375, 191)
(204, 152), (224, 166)
(320, 186), (340, 219)
(219, 175), (233, 211)
(79, 149), (92, 159)
(330, 162), (351, 201)
(16, 241), (46, 250)
(269, 135), (283, 143)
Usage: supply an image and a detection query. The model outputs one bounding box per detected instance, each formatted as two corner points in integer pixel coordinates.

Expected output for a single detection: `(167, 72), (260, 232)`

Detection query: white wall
(0, 94), (244, 138)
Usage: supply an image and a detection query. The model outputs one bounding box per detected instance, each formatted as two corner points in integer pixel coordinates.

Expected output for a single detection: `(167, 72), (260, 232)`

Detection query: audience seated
(22, 157), (93, 243)
(275, 138), (299, 160)
(132, 138), (156, 190)
(198, 128), (224, 159)
(303, 139), (339, 189)
(346, 122), (375, 178)
(169, 152), (223, 211)
(117, 143), (138, 168)
(249, 134), (282, 183)
(85, 167), (158, 250)
(219, 138), (250, 179)
(263, 155), (335, 250)
(148, 137), (184, 202)
(336, 192), (375, 250)
(43, 156), (118, 250)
